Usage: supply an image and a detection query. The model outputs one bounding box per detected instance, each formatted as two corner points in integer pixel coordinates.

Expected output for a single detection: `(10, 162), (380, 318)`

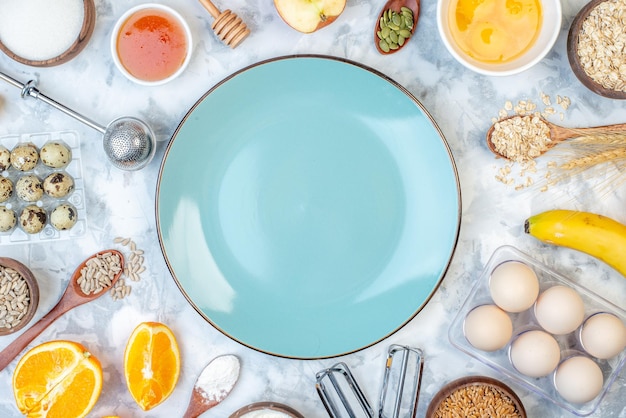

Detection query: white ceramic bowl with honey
(436, 0), (562, 76)
(110, 3), (193, 86)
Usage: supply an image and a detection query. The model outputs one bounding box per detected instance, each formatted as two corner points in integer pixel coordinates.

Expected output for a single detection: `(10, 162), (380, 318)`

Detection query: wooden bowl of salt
(0, 0), (96, 67)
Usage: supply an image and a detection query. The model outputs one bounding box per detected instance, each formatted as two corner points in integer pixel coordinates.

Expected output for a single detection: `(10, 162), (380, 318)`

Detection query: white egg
(510, 330), (560, 377)
(463, 304), (513, 352)
(554, 356), (604, 404)
(580, 312), (626, 360)
(463, 305), (513, 351)
(535, 285), (585, 335)
(489, 261), (539, 313)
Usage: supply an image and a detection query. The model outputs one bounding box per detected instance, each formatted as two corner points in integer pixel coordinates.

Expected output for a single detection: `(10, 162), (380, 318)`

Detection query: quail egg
(43, 172), (75, 198)
(0, 206), (16, 232)
(50, 204), (78, 231)
(10, 143), (39, 171)
(16, 175), (44, 202)
(40, 141), (72, 168)
(19, 205), (47, 234)
(0, 146), (11, 171)
(0, 177), (13, 202)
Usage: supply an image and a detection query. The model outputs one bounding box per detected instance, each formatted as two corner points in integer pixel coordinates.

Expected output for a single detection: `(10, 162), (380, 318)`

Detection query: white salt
(0, 0), (84, 61)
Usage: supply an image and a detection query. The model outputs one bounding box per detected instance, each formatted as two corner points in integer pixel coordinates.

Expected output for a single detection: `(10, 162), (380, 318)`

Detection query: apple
(274, 0), (347, 33)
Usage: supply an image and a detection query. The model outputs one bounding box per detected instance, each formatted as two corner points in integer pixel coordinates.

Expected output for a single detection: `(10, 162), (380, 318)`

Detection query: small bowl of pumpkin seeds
(374, 0), (419, 54)
(0, 257), (39, 336)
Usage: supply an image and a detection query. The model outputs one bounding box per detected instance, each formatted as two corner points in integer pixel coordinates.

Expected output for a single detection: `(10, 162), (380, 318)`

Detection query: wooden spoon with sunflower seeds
(0, 250), (123, 371)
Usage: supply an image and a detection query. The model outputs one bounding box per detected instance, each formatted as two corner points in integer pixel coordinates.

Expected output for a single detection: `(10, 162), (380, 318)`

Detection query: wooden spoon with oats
(0, 250), (123, 372)
(486, 115), (626, 161)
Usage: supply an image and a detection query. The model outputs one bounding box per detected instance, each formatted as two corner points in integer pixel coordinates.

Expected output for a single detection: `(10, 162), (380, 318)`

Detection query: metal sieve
(0, 70), (156, 171)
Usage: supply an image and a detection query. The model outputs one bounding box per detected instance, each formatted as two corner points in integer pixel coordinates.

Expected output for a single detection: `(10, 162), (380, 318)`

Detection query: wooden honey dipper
(199, 0), (250, 48)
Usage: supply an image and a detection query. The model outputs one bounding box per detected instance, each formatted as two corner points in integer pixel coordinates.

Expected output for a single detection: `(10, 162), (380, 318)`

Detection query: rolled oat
(576, 0), (626, 92)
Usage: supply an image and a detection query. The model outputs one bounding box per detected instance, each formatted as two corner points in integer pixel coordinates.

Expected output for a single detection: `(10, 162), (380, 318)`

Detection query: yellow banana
(525, 209), (626, 278)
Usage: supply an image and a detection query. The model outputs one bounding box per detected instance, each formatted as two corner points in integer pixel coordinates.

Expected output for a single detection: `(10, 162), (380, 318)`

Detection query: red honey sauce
(116, 8), (188, 82)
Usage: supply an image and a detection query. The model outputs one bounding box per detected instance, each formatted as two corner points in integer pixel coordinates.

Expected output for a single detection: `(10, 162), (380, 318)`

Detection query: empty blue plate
(157, 55), (461, 359)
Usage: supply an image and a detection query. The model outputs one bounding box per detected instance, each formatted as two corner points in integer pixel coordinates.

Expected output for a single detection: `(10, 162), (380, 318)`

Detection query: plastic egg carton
(448, 245), (626, 417)
(0, 131), (86, 244)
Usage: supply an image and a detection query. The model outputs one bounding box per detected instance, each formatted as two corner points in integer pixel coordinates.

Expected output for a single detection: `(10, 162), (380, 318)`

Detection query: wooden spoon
(374, 0), (420, 54)
(182, 354), (240, 418)
(486, 115), (626, 160)
(0, 250), (124, 372)
(198, 0), (250, 48)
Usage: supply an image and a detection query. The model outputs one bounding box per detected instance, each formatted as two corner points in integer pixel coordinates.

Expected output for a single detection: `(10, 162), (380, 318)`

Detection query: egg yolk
(116, 9), (188, 82)
(449, 0), (542, 63)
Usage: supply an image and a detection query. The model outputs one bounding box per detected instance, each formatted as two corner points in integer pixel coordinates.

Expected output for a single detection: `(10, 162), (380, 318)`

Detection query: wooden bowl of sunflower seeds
(426, 376), (527, 418)
(0, 257), (39, 336)
(567, 0), (626, 99)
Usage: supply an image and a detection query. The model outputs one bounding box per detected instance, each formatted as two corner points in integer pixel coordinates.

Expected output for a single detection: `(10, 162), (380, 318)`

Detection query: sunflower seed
(78, 252), (122, 296)
(0, 265), (31, 330)
(112, 237), (148, 300)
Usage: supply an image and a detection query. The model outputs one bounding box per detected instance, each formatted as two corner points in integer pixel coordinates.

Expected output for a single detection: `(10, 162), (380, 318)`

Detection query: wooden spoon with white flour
(182, 354), (241, 418)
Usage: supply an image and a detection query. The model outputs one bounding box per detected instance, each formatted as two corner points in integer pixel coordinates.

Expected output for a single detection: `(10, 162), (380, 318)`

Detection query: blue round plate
(157, 55), (461, 359)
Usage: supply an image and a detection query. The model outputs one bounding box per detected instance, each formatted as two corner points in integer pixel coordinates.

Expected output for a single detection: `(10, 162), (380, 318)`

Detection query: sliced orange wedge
(12, 340), (103, 418)
(123, 321), (181, 411)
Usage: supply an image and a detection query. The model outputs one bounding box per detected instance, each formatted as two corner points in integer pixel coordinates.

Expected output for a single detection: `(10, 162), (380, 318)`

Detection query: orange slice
(12, 340), (103, 418)
(123, 321), (181, 411)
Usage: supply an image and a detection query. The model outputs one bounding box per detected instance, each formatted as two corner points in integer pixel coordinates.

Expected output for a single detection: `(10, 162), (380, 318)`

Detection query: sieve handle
(0, 71), (106, 134)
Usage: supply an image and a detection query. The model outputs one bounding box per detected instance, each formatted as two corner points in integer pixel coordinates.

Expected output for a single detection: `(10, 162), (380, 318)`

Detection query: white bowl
(436, 0), (562, 76)
(111, 3), (192, 86)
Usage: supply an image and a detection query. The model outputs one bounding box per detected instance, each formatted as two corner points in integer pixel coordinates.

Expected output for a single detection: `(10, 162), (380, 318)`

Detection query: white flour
(0, 0), (84, 60)
(240, 410), (292, 418)
(196, 354), (240, 401)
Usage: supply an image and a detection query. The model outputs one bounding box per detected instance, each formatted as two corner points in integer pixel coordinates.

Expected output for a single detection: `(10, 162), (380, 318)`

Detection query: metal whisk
(315, 346), (424, 418)
(0, 71), (156, 171)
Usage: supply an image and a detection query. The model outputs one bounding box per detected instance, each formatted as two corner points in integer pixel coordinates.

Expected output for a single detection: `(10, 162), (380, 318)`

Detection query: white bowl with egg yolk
(437, 0), (562, 76)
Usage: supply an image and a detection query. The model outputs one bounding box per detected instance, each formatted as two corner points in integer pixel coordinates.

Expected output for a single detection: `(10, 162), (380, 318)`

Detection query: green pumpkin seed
(377, 7), (414, 52)
(379, 39), (390, 52)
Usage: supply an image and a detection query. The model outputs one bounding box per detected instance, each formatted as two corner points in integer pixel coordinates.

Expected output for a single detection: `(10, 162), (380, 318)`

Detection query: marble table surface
(0, 0), (625, 417)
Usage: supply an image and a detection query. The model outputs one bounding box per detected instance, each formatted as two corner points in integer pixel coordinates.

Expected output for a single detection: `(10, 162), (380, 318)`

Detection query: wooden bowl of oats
(0, 257), (39, 336)
(567, 0), (626, 99)
(426, 376), (527, 418)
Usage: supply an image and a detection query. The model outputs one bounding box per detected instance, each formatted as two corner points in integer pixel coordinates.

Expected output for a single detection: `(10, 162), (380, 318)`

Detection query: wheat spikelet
(559, 147), (626, 170)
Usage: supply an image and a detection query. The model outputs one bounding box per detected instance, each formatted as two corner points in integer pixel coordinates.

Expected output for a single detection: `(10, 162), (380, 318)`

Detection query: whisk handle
(20, 80), (106, 134)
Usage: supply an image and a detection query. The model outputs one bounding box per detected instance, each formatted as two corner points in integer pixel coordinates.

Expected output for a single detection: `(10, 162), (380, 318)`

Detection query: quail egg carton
(0, 131), (86, 244)
(448, 245), (626, 417)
